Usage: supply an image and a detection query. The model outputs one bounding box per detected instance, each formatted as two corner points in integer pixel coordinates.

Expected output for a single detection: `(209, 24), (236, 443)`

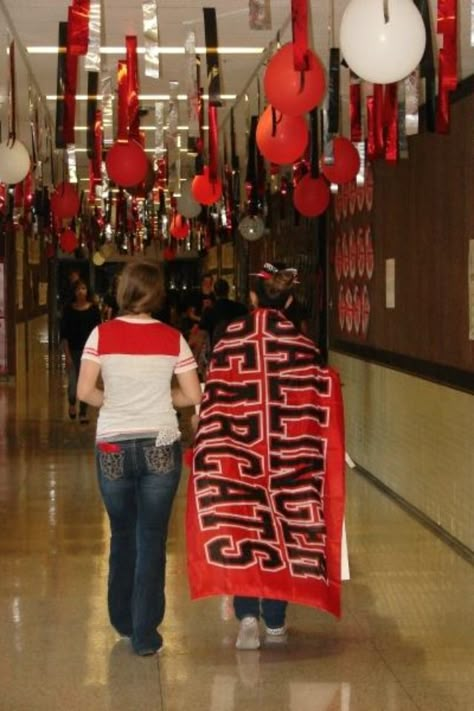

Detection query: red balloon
(293, 174), (330, 217)
(191, 166), (223, 205)
(50, 182), (80, 219)
(59, 228), (78, 254)
(321, 137), (361, 185)
(256, 106), (308, 165)
(106, 140), (148, 187)
(170, 214), (189, 240)
(264, 43), (326, 116)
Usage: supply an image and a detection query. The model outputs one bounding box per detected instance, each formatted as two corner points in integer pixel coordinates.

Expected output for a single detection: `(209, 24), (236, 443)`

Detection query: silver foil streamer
(101, 70), (114, 147)
(404, 71), (419, 137)
(142, 1), (160, 79)
(355, 142), (365, 186)
(397, 82), (409, 160)
(249, 0), (272, 30)
(85, 3), (101, 72)
(322, 107), (334, 166)
(167, 82), (180, 193)
(185, 32), (200, 139)
(154, 101), (165, 162)
(66, 144), (78, 184)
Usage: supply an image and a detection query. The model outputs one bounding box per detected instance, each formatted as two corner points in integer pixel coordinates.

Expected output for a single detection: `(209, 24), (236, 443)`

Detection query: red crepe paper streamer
(208, 105), (219, 182)
(350, 83), (362, 142)
(383, 83), (398, 162)
(126, 36), (140, 142)
(436, 0), (458, 134)
(67, 0), (90, 56)
(117, 60), (128, 141)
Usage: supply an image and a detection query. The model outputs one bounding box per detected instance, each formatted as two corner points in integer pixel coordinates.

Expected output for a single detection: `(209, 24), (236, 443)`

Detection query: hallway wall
(331, 352), (474, 551)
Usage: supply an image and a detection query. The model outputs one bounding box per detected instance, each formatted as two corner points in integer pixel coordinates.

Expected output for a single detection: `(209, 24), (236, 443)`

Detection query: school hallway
(1, 318), (473, 711)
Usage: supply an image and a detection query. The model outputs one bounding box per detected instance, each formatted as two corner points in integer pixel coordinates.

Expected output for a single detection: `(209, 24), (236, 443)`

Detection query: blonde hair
(117, 260), (165, 314)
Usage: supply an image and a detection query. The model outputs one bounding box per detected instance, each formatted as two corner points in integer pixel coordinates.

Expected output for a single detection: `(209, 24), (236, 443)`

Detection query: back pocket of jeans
(144, 444), (175, 475)
(99, 451), (125, 480)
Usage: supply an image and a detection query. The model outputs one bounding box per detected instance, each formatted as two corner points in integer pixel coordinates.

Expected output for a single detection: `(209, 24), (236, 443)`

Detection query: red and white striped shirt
(82, 316), (196, 441)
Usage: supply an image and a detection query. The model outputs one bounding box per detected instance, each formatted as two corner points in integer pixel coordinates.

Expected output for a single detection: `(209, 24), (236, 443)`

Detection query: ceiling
(0, 0), (473, 187)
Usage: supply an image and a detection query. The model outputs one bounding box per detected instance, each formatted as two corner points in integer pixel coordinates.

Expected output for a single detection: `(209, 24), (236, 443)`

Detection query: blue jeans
(234, 597), (288, 629)
(96, 438), (182, 654)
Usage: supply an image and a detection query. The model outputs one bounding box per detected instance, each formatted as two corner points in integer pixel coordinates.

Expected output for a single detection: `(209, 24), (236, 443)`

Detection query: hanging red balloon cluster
(105, 140), (148, 188)
(256, 106), (308, 165)
(191, 166), (223, 206)
(321, 137), (361, 185)
(264, 43), (326, 117)
(50, 182), (80, 219)
(59, 228), (78, 254)
(293, 174), (330, 218)
(170, 213), (189, 240)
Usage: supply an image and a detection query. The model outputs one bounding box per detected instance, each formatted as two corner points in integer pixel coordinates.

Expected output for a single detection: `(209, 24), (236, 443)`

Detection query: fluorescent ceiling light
(47, 94), (235, 101)
(27, 46), (264, 55)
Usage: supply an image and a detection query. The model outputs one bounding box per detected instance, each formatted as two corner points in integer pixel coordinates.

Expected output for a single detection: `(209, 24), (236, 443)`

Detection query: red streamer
(383, 83), (398, 162)
(208, 105), (219, 182)
(93, 110), (102, 180)
(67, 1), (90, 56)
(117, 60), (128, 141)
(126, 36), (140, 142)
(436, 0), (458, 133)
(350, 83), (362, 142)
(291, 0), (309, 71)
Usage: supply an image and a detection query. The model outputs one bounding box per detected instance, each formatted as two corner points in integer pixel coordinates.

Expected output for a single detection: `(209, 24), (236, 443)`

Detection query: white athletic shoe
(264, 624), (288, 645)
(235, 616), (260, 650)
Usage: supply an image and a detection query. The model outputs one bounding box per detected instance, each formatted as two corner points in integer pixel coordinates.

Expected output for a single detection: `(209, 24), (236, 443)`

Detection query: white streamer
(85, 3), (101, 72)
(142, 1), (160, 79)
(101, 69), (114, 147)
(66, 144), (78, 184)
(185, 32), (200, 139)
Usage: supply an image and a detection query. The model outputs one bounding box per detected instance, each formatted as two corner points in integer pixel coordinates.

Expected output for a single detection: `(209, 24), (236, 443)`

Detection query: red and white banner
(187, 309), (345, 617)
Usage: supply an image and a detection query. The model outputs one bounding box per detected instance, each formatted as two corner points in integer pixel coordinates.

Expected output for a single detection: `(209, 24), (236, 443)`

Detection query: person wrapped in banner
(186, 263), (346, 650)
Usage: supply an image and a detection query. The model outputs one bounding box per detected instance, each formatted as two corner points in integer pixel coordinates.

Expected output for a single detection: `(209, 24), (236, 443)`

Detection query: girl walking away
(77, 260), (201, 656)
(60, 280), (101, 423)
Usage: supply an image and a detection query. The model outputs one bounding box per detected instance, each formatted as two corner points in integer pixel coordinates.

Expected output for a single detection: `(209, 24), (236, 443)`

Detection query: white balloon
(238, 215), (265, 241)
(340, 0), (426, 84)
(177, 184), (202, 219)
(0, 139), (31, 184)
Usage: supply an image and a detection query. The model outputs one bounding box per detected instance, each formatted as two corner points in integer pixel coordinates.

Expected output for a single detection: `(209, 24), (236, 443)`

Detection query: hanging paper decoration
(86, 72), (98, 158)
(256, 106), (309, 165)
(142, 0), (160, 79)
(264, 43), (326, 116)
(126, 36), (140, 142)
(85, 2), (101, 72)
(383, 83), (398, 162)
(349, 79), (362, 142)
(404, 71), (419, 137)
(397, 83), (409, 160)
(55, 23), (68, 149)
(436, 0), (458, 133)
(208, 105), (219, 182)
(416, 0), (436, 132)
(340, 0), (426, 85)
(249, 0), (272, 30)
(67, 0), (90, 56)
(203, 8), (222, 107)
(66, 144), (78, 184)
(185, 32), (200, 141)
(328, 48), (340, 134)
(101, 68), (114, 147)
(167, 81), (180, 193)
(154, 101), (165, 161)
(366, 85), (384, 161)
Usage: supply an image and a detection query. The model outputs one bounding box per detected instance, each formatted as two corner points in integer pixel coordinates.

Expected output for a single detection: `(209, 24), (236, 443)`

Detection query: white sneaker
(264, 625), (288, 645)
(236, 616), (260, 650)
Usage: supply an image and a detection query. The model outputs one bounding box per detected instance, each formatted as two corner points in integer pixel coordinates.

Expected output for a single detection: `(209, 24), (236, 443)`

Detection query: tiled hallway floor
(1, 319), (473, 710)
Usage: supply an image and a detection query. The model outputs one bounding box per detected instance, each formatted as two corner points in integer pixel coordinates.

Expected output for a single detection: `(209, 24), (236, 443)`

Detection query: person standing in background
(60, 279), (101, 423)
(199, 278), (248, 350)
(77, 260), (201, 656)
